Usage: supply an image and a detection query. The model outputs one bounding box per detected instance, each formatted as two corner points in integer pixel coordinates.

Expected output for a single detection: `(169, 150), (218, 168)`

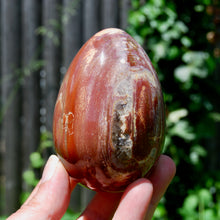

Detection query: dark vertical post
(1, 0), (22, 215)
(62, 0), (83, 68)
(83, 0), (101, 42)
(102, 0), (119, 28)
(42, 0), (62, 134)
(21, 0), (41, 186)
(119, 0), (131, 30)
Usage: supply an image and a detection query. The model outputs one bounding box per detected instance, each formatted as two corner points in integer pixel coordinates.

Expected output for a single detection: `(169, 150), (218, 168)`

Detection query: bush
(127, 0), (220, 219)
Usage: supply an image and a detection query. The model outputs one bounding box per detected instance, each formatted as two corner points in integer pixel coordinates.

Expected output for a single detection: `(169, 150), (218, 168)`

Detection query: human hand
(7, 154), (176, 220)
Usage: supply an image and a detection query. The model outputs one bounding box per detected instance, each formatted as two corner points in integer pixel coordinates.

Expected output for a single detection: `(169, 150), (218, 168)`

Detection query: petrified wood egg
(53, 28), (165, 192)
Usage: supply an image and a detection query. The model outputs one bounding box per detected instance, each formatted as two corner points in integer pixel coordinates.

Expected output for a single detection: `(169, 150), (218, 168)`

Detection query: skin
(7, 154), (176, 220)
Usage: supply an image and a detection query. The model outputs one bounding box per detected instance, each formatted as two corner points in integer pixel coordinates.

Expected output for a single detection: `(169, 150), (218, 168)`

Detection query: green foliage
(39, 131), (54, 151)
(36, 19), (61, 46)
(128, 0), (219, 219)
(179, 178), (220, 220)
(153, 197), (168, 220)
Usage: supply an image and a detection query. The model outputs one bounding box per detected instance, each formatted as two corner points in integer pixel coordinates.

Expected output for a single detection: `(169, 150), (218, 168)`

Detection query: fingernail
(41, 155), (59, 183)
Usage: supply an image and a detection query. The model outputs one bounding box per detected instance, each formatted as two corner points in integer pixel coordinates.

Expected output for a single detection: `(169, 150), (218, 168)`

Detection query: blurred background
(0, 0), (219, 219)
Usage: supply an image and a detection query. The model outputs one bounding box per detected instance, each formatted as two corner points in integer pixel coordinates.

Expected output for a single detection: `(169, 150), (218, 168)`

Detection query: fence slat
(21, 0), (41, 185)
(62, 0), (83, 68)
(83, 0), (101, 42)
(119, 0), (131, 29)
(1, 0), (22, 215)
(43, 0), (62, 133)
(102, 0), (119, 28)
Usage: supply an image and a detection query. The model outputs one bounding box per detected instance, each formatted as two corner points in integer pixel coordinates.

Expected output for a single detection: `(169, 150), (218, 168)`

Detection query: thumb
(8, 155), (75, 220)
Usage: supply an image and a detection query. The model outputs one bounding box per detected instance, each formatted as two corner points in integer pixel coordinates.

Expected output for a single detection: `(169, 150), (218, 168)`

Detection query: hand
(7, 154), (176, 220)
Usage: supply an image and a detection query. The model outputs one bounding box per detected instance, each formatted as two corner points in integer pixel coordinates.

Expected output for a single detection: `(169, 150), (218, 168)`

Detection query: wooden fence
(0, 0), (131, 215)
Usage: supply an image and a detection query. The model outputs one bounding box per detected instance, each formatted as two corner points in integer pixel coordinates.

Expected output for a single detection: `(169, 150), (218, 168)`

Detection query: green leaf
(167, 46), (180, 59)
(141, 5), (161, 20)
(181, 36), (192, 47)
(174, 21), (188, 33)
(153, 203), (167, 218)
(203, 209), (216, 220)
(198, 189), (212, 206)
(151, 41), (168, 61)
(61, 209), (80, 220)
(168, 109), (188, 123)
(182, 51), (209, 66)
(189, 151), (200, 164)
(174, 65), (193, 83)
(128, 11), (145, 27)
(162, 29), (179, 41)
(39, 131), (54, 151)
(183, 194), (199, 211)
(194, 5), (205, 12)
(23, 170), (39, 187)
(30, 152), (45, 169)
(40, 140), (54, 149)
(191, 145), (207, 157)
(169, 120), (195, 141)
(164, 135), (171, 151)
(20, 192), (31, 204)
(209, 112), (220, 122)
(150, 0), (165, 7)
(190, 145), (207, 164)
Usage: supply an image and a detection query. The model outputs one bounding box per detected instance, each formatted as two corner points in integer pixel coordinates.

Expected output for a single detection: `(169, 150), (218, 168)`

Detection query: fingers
(145, 155), (176, 220)
(11, 154), (174, 220)
(113, 155), (175, 220)
(78, 155), (175, 220)
(7, 155), (77, 220)
(78, 180), (153, 220)
(113, 178), (153, 220)
(78, 191), (122, 220)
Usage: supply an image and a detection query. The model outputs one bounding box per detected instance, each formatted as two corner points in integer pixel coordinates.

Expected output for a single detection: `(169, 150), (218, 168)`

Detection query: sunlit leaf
(191, 145), (207, 157)
(203, 209), (216, 220)
(30, 152), (45, 169)
(174, 65), (192, 82)
(151, 41), (167, 61)
(183, 194), (198, 211)
(168, 109), (188, 123)
(209, 112), (220, 122)
(128, 11), (145, 26)
(198, 189), (212, 206)
(194, 5), (205, 12)
(153, 203), (167, 218)
(182, 51), (209, 66)
(167, 46), (180, 59)
(174, 21), (188, 33)
(23, 170), (38, 187)
(181, 36), (192, 47)
(169, 120), (195, 141)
